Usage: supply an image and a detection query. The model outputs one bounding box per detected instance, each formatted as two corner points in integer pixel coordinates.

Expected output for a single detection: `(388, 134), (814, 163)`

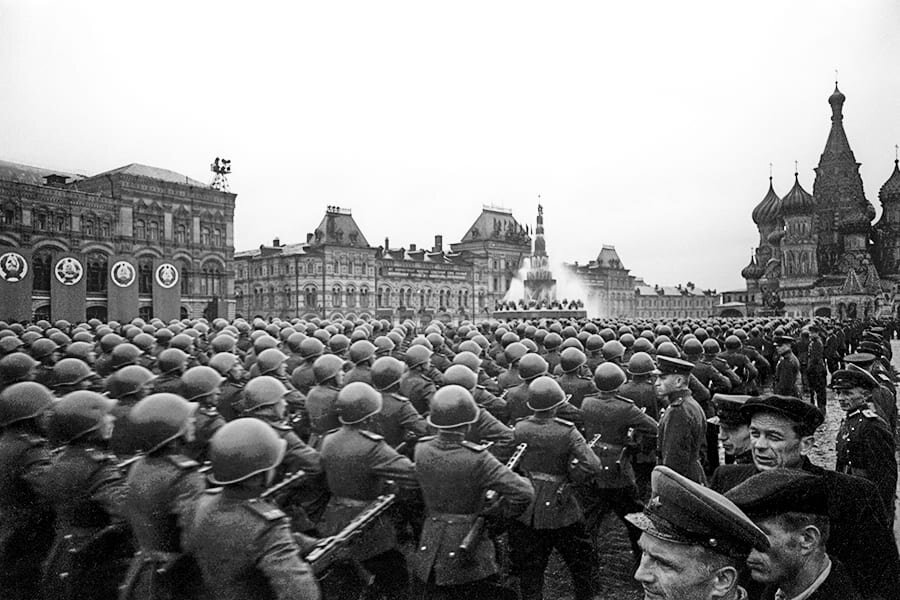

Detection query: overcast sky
(3, 1), (899, 292)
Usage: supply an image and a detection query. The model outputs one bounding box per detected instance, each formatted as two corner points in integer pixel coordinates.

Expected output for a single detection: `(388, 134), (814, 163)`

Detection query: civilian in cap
(772, 337), (801, 399)
(726, 469), (862, 600)
(654, 356), (708, 484)
(626, 465), (769, 600)
(711, 394), (753, 466)
(831, 367), (897, 522)
(709, 394), (899, 600)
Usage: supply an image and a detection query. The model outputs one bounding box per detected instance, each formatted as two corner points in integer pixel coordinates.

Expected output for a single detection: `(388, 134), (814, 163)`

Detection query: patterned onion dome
(879, 159), (900, 204)
(741, 255), (764, 280)
(780, 173), (813, 216)
(767, 228), (786, 245)
(752, 177), (781, 225)
(838, 210), (871, 234)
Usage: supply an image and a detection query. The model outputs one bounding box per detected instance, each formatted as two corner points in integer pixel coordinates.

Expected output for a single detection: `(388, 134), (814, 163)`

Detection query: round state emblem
(111, 260), (136, 288)
(155, 263), (179, 289)
(54, 257), (84, 286)
(0, 252), (28, 283)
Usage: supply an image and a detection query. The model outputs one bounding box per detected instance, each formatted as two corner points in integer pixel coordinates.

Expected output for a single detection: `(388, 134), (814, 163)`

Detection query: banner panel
(152, 259), (181, 322)
(50, 252), (87, 323)
(0, 246), (33, 322)
(107, 256), (139, 322)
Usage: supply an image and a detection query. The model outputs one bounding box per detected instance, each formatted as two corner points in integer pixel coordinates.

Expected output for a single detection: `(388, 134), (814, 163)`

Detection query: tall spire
(819, 81), (855, 166)
(533, 196), (547, 257)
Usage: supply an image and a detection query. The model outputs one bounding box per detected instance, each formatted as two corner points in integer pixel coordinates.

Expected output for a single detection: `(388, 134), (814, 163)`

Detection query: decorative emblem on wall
(0, 251), (28, 282)
(55, 257), (84, 286)
(155, 263), (179, 289)
(111, 260), (136, 288)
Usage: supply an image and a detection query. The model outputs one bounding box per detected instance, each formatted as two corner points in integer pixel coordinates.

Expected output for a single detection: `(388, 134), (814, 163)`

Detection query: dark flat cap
(830, 365), (880, 390)
(710, 394), (752, 426)
(773, 335), (795, 345)
(725, 468), (828, 517)
(740, 395), (824, 436)
(843, 352), (876, 367)
(858, 341), (884, 357)
(654, 355), (695, 376)
(862, 331), (884, 343)
(625, 466), (769, 557)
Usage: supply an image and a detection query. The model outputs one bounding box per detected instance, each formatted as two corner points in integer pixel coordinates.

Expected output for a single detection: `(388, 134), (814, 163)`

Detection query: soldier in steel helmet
(305, 354), (346, 448)
(451, 355), (510, 423)
(411, 385), (533, 600)
(180, 366), (227, 462)
(208, 352), (246, 421)
(150, 348), (189, 396)
(33, 390), (131, 600)
(400, 345), (437, 416)
(318, 382), (419, 599)
(439, 365), (516, 460)
(180, 418), (321, 600)
(505, 353), (583, 427)
(580, 362), (658, 566)
(556, 347), (598, 409)
(369, 356), (428, 449)
(345, 340), (376, 386)
(291, 337), (325, 396)
(507, 376), (602, 600)
(0, 382), (56, 600)
(119, 393), (205, 600)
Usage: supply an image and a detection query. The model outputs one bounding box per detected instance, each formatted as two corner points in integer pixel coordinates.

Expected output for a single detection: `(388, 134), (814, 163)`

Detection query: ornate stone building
(564, 245), (636, 318)
(741, 84), (897, 319)
(0, 160), (235, 322)
(634, 283), (718, 319)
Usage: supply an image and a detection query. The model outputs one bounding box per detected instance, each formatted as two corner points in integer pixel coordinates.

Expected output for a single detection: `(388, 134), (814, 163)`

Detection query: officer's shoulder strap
(862, 409), (883, 421)
(475, 384), (487, 390)
(244, 499), (286, 522)
(204, 487), (222, 496)
(417, 435), (436, 443)
(554, 417), (575, 427)
(167, 454), (200, 470)
(359, 430), (384, 442)
(389, 392), (410, 401)
(460, 440), (487, 452)
(86, 447), (115, 463)
(17, 433), (47, 447)
(614, 394), (635, 404)
(325, 427), (341, 436)
(270, 421), (292, 432)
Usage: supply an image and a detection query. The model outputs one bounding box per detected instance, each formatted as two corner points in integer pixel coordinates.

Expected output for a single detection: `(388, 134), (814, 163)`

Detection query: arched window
(201, 227), (210, 246)
(268, 286), (275, 309)
(55, 215), (66, 232)
(86, 253), (108, 294)
(175, 223), (186, 244)
(332, 286), (342, 307)
(33, 250), (52, 292)
(180, 260), (191, 296)
(100, 220), (111, 238)
(138, 258), (153, 294)
(305, 286), (318, 308)
(83, 217), (95, 237)
(148, 221), (159, 241)
(212, 228), (222, 247)
(359, 287), (369, 308)
(346, 287), (356, 307)
(135, 219), (146, 239)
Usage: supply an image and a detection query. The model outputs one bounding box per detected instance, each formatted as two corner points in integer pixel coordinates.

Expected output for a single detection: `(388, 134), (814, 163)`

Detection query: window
(181, 261), (191, 295)
(332, 286), (342, 307)
(135, 219), (146, 239)
(100, 221), (110, 238)
(33, 251), (52, 291)
(346, 287), (356, 307)
(359, 288), (369, 308)
(175, 224), (186, 244)
(378, 287), (389, 308)
(305, 287), (318, 308)
(138, 306), (153, 322)
(86, 253), (108, 294)
(212, 228), (222, 247)
(201, 227), (210, 246)
(83, 218), (95, 237)
(36, 212), (47, 230)
(55, 215), (66, 232)
(148, 221), (159, 241)
(138, 258), (153, 294)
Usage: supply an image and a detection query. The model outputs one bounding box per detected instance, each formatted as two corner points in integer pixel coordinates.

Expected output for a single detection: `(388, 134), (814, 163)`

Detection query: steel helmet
(31, 338), (60, 360)
(208, 418), (287, 485)
(452, 351), (482, 373)
(504, 342), (528, 365)
(240, 376), (289, 414)
(299, 337), (325, 360)
(601, 340), (626, 361)
(208, 352), (240, 377)
(426, 333), (445, 351)
(560, 337), (584, 352)
(619, 333), (635, 348)
(457, 340), (482, 356)
(157, 348), (189, 374)
(0, 382), (54, 427)
(598, 328), (616, 342)
(154, 328), (174, 343)
(518, 353), (549, 382)
(632, 337), (654, 354)
(110, 343), (142, 370)
(405, 345), (431, 369)
(626, 352), (656, 377)
(427, 385), (479, 429)
(210, 334), (236, 354)
(313, 354), (345, 385)
(374, 336), (395, 355)
(702, 339), (721, 355)
(256, 348), (287, 375)
(409, 336), (433, 352)
(132, 333), (155, 352)
(348, 340), (376, 365)
(593, 362), (627, 392)
(169, 334), (194, 352)
(724, 335), (742, 351)
(52, 358), (94, 389)
(526, 376), (568, 411)
(560, 348), (587, 374)
(106, 365), (155, 401)
(286, 332), (307, 353)
(543, 332), (562, 350)
(585, 334), (605, 353)
(328, 334), (351, 355)
(682, 338), (703, 357)
(371, 356), (405, 391)
(336, 382), (383, 424)
(65, 341), (95, 363)
(0, 352), (37, 384)
(181, 366), (225, 401)
(442, 364), (478, 391)
(48, 391), (117, 445)
(130, 393), (198, 453)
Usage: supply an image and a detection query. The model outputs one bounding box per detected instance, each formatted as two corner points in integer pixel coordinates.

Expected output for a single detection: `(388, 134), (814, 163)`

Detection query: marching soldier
(181, 418), (321, 600)
(344, 340), (376, 386)
(319, 382), (419, 599)
(370, 356), (429, 448)
(400, 345), (437, 416)
(149, 349), (189, 396)
(180, 366), (227, 462)
(831, 367), (897, 522)
(440, 365), (516, 459)
(556, 347), (598, 409)
(448, 360), (510, 423)
(411, 385), (534, 599)
(0, 351), (37, 391)
(719, 335), (758, 395)
(208, 352), (246, 421)
(580, 363), (658, 566)
(508, 376), (601, 600)
(35, 391), (131, 600)
(0, 382), (56, 600)
(291, 337), (325, 396)
(120, 393), (205, 600)
(654, 356), (707, 484)
(505, 353), (583, 427)
(306, 354), (346, 448)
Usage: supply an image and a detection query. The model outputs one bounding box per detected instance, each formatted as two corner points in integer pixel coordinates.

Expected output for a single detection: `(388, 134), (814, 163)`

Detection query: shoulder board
(862, 409), (881, 419)
(475, 384), (486, 390)
(578, 375), (592, 381)
(204, 487), (222, 495)
(460, 440), (487, 452)
(244, 499), (286, 522)
(199, 407), (219, 417)
(17, 433), (47, 447)
(554, 417), (575, 427)
(389, 392), (410, 401)
(417, 435), (436, 443)
(167, 455), (200, 470)
(325, 427), (341, 435)
(86, 448), (115, 463)
(271, 423), (293, 432)
(614, 395), (635, 404)
(359, 430), (384, 441)
(514, 415), (532, 424)
(420, 374), (434, 382)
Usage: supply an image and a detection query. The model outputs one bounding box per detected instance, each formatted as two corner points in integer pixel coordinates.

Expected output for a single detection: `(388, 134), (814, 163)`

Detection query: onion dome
(828, 83), (846, 119)
(880, 159), (900, 205)
(741, 254), (764, 280)
(838, 210), (870, 234)
(752, 177), (781, 225)
(780, 172), (813, 216)
(767, 228), (785, 245)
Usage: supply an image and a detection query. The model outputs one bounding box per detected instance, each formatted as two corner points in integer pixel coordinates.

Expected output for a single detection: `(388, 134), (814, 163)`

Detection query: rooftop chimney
(409, 243), (417, 252)
(306, 233), (313, 243)
(434, 235), (443, 252)
(384, 237), (389, 249)
(273, 237), (280, 247)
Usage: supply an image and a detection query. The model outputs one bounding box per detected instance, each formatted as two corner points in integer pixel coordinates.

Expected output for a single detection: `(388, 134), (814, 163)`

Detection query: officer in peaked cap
(710, 394), (753, 466)
(844, 352), (898, 431)
(626, 465), (769, 600)
(654, 356), (708, 484)
(772, 335), (801, 399)
(830, 367), (897, 522)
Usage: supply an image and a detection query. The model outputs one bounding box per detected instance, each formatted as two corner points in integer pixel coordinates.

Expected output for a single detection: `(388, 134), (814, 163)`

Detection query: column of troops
(0, 313), (897, 600)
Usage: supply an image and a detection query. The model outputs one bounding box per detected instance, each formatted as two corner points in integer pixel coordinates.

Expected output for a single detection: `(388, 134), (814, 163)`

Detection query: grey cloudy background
(2, 1), (899, 292)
